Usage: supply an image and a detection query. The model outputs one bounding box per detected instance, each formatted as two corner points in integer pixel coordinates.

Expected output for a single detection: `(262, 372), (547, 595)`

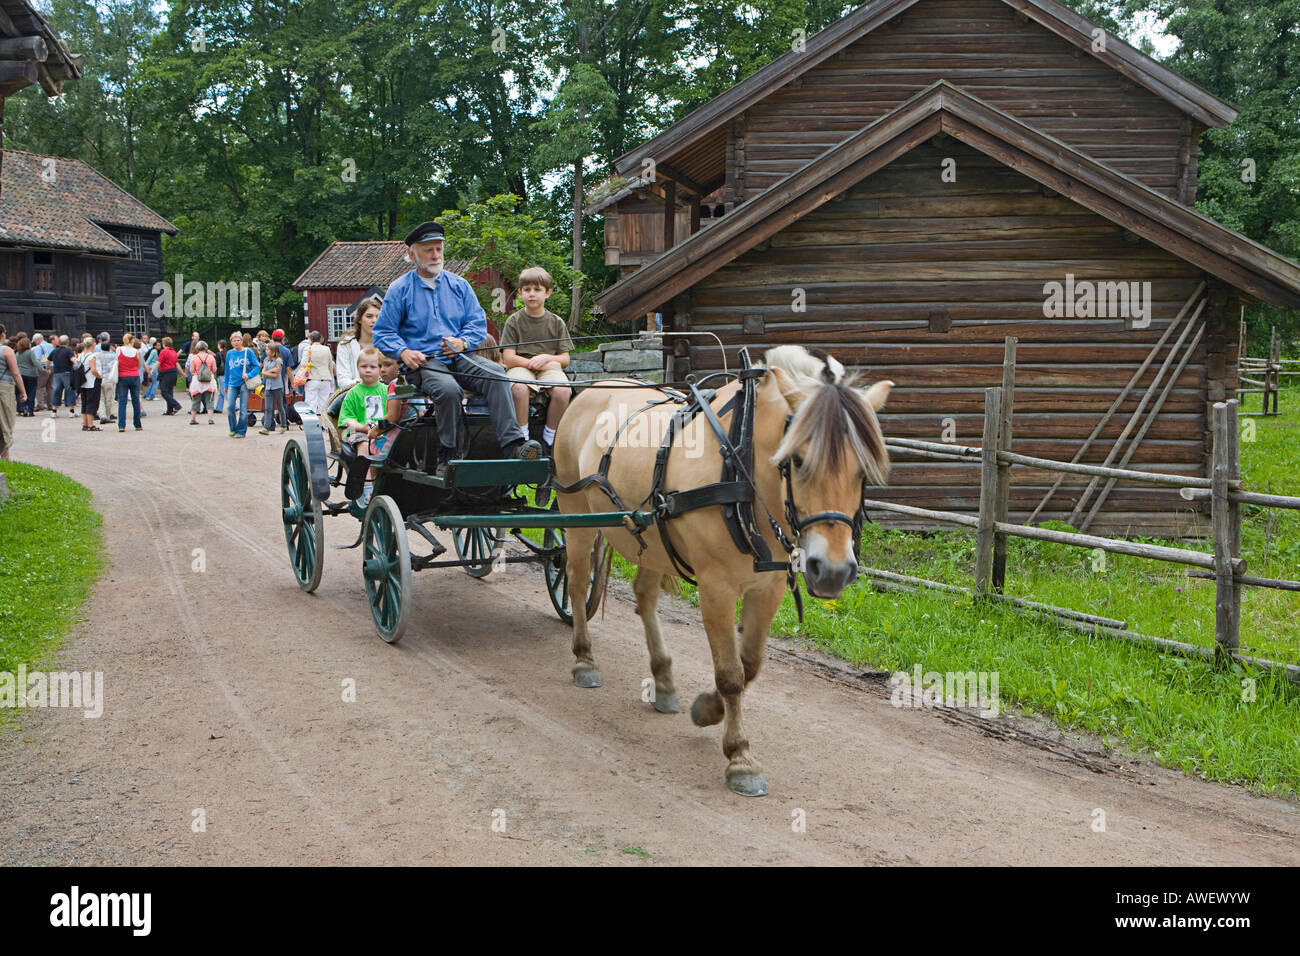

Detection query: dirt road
(2, 410), (1297, 865)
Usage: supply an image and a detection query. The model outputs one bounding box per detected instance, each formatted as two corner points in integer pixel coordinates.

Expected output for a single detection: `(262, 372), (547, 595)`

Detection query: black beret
(404, 220), (444, 245)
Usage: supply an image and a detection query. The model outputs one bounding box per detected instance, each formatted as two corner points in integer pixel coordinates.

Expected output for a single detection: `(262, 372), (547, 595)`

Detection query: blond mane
(761, 346), (890, 487)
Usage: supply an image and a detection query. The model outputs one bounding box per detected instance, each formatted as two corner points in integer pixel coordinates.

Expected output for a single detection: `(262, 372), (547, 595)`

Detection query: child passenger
(338, 348), (407, 503)
(500, 266), (573, 451)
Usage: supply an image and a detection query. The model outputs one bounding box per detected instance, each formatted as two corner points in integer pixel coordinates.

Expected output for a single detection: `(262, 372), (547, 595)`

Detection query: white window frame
(122, 233), (143, 261)
(124, 306), (149, 338)
(327, 305), (349, 342)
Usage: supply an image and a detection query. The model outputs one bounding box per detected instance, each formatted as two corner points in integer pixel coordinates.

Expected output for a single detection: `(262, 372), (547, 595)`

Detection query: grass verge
(0, 462), (106, 733)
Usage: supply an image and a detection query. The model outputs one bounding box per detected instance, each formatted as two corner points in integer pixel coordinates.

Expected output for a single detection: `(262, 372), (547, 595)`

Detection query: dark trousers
(159, 368), (181, 413)
(116, 376), (142, 429)
(20, 375), (37, 414)
(412, 353), (527, 451)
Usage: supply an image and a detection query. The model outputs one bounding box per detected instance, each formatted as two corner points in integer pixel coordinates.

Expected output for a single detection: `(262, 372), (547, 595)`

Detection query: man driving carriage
(372, 220), (543, 478)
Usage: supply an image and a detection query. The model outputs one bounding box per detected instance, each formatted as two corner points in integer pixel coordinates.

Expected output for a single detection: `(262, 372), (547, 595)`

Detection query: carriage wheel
(281, 437), (324, 593)
(362, 495), (412, 644)
(452, 525), (504, 578)
(543, 528), (608, 625)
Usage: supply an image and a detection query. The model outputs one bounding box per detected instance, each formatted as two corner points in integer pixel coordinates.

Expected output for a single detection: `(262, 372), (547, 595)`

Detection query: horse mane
(761, 346), (890, 487)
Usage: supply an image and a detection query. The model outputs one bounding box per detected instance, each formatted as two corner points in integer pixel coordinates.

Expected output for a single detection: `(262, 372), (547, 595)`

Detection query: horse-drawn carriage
(278, 375), (644, 642)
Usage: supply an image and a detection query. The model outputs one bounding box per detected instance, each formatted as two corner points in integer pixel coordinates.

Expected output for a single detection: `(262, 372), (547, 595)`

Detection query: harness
(551, 348), (869, 619)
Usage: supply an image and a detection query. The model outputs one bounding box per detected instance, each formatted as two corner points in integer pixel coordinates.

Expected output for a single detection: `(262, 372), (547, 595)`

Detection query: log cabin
(588, 0), (1300, 537)
(0, 148), (177, 342)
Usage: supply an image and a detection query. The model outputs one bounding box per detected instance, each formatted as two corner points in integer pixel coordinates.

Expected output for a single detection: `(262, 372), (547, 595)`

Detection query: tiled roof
(0, 149), (177, 254)
(292, 240), (470, 290)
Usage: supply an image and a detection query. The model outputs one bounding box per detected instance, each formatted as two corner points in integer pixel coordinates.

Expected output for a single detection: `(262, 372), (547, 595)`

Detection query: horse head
(761, 345), (892, 599)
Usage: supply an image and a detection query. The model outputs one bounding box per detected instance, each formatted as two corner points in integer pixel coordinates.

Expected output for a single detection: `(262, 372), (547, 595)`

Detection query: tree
(438, 193), (581, 323)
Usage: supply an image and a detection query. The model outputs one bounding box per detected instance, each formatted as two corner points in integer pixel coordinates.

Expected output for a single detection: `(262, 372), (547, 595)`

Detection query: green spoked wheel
(543, 528), (608, 625)
(362, 495), (412, 644)
(452, 525), (504, 578)
(281, 437), (324, 593)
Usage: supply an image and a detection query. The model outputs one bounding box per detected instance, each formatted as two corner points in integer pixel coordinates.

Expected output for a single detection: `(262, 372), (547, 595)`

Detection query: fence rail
(865, 336), (1299, 683)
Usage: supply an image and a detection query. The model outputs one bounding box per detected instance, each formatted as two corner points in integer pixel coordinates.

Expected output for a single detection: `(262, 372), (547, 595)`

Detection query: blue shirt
(372, 268), (486, 368)
(33, 341), (53, 363)
(224, 347), (259, 388)
(277, 343), (294, 389)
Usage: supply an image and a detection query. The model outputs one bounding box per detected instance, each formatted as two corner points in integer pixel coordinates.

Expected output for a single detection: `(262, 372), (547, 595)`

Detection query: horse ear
(767, 365), (810, 409)
(860, 380), (893, 411)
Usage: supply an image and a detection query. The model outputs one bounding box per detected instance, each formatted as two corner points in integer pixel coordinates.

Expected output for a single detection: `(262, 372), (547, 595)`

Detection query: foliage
(439, 194), (582, 320)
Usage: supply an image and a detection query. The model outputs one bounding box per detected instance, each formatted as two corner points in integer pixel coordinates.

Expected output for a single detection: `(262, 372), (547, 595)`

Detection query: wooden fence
(860, 337), (1300, 683)
(1239, 320), (1299, 417)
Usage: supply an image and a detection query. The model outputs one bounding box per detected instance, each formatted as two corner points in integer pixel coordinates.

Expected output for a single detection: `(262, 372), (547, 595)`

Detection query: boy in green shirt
(338, 346), (397, 503)
(500, 266), (573, 450)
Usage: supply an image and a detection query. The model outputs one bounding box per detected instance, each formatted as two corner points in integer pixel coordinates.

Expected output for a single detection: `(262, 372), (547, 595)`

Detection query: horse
(553, 345), (891, 796)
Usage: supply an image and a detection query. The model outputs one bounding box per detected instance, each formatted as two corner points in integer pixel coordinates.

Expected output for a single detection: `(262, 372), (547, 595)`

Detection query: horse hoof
(727, 771), (769, 797)
(573, 667), (602, 688)
(690, 693), (723, 727)
(652, 692), (680, 714)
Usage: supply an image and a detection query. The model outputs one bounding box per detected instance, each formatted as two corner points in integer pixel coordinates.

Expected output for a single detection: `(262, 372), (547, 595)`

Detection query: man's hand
(527, 353), (551, 371)
(401, 348), (427, 370)
(440, 336), (466, 357)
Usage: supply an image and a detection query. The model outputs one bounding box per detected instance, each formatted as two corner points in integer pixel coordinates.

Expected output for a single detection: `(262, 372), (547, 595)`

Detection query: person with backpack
(77, 342), (103, 432)
(187, 341), (218, 425)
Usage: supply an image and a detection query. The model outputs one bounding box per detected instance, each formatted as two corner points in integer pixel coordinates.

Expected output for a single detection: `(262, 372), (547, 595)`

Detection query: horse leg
(566, 526), (601, 688)
(633, 567), (679, 713)
(739, 579), (785, 689)
(690, 579), (784, 725)
(694, 583), (767, 796)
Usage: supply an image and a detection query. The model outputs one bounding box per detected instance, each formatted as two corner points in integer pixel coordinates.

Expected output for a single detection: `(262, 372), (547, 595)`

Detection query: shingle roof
(0, 149), (177, 253)
(292, 240), (470, 290)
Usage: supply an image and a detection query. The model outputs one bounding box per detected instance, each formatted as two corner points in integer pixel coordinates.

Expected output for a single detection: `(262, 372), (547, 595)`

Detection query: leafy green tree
(439, 193), (581, 322)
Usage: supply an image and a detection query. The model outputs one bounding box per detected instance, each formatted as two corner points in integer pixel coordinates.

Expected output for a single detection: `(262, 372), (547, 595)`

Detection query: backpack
(197, 356), (213, 383)
(70, 360), (87, 390)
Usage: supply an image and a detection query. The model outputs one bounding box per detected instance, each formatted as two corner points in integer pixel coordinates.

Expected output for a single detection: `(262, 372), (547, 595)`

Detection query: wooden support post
(1211, 402), (1241, 657)
(662, 178), (676, 253)
(992, 337), (1016, 592)
(689, 196), (701, 235)
(1271, 327), (1281, 415)
(1029, 286), (1204, 525)
(975, 387), (1002, 597)
(1079, 324), (1206, 533)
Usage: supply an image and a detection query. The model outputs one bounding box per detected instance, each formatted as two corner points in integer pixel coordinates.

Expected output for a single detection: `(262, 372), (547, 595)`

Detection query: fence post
(993, 337), (1017, 592)
(1211, 401), (1241, 658)
(1271, 328), (1282, 415)
(975, 386), (1002, 597)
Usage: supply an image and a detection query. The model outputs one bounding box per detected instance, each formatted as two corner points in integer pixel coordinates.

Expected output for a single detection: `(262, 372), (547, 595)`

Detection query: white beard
(422, 262), (443, 278)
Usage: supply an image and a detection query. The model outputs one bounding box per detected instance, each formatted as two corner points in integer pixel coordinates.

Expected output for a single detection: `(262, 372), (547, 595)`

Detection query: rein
(550, 347), (869, 620)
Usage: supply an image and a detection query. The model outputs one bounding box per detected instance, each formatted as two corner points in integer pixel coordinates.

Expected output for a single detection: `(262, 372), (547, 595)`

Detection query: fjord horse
(554, 346), (891, 796)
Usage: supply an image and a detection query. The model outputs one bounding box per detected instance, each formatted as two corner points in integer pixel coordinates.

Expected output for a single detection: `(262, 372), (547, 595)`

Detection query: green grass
(594, 387), (1300, 798)
(0, 462), (106, 732)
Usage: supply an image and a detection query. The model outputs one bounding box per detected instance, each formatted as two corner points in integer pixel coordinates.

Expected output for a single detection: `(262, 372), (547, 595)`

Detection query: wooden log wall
(684, 140), (1212, 537)
(740, 0), (1191, 204)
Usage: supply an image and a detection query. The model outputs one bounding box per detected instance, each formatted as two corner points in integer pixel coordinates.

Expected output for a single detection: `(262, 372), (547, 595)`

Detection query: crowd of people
(0, 255), (575, 470)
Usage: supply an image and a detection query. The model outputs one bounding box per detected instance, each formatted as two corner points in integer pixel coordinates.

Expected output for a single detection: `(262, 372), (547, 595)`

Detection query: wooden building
(0, 0), (82, 185)
(590, 0), (1300, 537)
(0, 148), (178, 341)
(293, 240), (515, 348)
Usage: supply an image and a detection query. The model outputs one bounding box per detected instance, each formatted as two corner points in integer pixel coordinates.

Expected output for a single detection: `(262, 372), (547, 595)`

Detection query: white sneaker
(68, 410), (77, 418)
(51, 410), (58, 418)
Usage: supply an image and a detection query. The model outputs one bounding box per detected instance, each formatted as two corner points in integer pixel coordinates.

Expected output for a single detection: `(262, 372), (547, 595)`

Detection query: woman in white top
(303, 330), (336, 415)
(334, 293), (382, 390)
(79, 345), (103, 432)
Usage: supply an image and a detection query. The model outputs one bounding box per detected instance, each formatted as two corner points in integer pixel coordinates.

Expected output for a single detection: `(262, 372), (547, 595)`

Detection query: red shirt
(158, 348), (178, 371)
(117, 348), (140, 377)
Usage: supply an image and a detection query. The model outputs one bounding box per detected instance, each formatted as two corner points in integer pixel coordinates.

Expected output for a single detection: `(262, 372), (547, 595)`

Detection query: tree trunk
(569, 157), (584, 331)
